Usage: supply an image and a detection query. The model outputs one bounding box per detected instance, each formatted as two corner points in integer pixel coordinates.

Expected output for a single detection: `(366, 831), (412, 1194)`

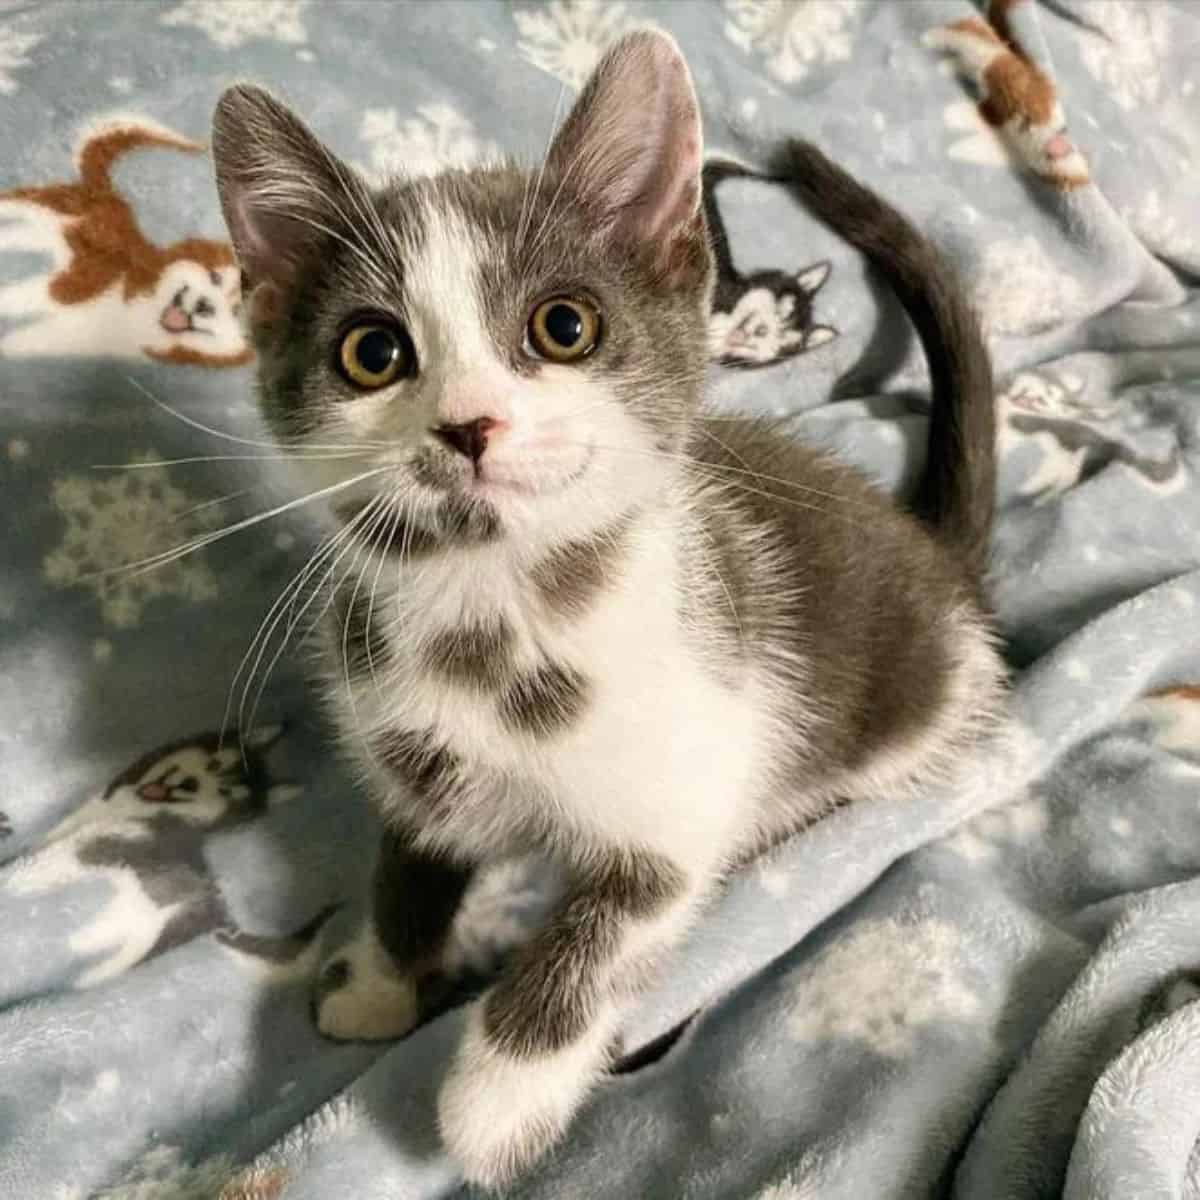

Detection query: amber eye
(337, 322), (413, 389)
(526, 296), (601, 363)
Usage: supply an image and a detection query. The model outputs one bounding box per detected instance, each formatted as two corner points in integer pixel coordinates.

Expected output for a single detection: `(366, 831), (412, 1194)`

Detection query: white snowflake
(42, 454), (220, 628)
(160, 0), (308, 49)
(788, 917), (982, 1057)
(1075, 0), (1169, 111)
(0, 19), (41, 95)
(724, 0), (859, 86)
(942, 792), (1049, 864)
(974, 235), (1084, 337)
(358, 104), (501, 181)
(514, 0), (640, 89)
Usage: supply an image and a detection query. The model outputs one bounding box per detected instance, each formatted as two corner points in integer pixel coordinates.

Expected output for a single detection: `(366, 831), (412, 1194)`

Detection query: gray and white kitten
(212, 31), (1004, 1187)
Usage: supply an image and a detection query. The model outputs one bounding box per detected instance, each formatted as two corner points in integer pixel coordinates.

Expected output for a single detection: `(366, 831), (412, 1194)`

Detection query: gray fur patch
(422, 618), (515, 688)
(372, 728), (460, 810)
(531, 515), (635, 620)
(498, 662), (589, 737)
(483, 850), (686, 1056)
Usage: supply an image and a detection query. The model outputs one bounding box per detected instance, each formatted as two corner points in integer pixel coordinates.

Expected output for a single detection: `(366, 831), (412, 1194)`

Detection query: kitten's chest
(324, 538), (759, 858)
(331, 556), (624, 773)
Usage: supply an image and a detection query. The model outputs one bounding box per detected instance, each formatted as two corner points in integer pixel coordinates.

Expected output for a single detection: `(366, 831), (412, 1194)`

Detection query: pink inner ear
(548, 31), (704, 250)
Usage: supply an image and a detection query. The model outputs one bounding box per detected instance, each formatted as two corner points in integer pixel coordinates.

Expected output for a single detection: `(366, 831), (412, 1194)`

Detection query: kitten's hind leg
(314, 829), (472, 1042)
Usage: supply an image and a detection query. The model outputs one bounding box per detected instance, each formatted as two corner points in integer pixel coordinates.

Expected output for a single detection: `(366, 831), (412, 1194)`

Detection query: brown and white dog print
(926, 0), (1090, 191)
(0, 118), (251, 366)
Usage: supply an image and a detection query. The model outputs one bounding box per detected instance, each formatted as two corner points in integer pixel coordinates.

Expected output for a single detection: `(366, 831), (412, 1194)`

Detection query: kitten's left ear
(546, 30), (707, 282)
(212, 85), (361, 303)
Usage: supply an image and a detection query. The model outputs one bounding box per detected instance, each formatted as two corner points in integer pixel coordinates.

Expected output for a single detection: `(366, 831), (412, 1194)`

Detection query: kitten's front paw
(438, 1003), (601, 1189)
(313, 921), (418, 1042)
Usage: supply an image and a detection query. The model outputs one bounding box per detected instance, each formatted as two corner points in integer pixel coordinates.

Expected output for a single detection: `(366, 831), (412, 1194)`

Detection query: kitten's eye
(526, 296), (601, 363)
(338, 322), (413, 389)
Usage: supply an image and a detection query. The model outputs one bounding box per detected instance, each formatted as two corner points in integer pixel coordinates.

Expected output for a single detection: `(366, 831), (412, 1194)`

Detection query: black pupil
(356, 329), (399, 375)
(544, 304), (583, 348)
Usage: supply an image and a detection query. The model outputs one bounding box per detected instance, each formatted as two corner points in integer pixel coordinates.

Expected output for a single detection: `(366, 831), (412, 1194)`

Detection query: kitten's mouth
(411, 441), (596, 500)
(471, 444), (595, 497)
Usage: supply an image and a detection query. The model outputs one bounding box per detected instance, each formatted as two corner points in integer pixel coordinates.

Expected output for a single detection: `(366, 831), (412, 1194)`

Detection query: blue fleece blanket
(2, 2), (1199, 1197)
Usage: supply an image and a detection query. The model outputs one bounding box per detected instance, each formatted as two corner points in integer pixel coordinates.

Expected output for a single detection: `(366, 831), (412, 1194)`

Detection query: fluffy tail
(768, 140), (995, 578)
(75, 120), (205, 193)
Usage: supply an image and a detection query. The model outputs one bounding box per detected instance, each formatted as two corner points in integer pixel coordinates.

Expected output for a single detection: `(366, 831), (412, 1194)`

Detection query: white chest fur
(324, 511), (767, 874)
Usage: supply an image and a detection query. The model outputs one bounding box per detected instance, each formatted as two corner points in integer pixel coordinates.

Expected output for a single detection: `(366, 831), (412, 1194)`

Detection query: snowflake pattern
(941, 793), (1049, 864)
(0, 19), (41, 95)
(723, 0), (859, 86)
(974, 235), (1084, 337)
(359, 104), (501, 180)
(1075, 0), (1169, 112)
(42, 454), (219, 628)
(787, 917), (982, 1058)
(160, 0), (308, 49)
(514, 0), (640, 89)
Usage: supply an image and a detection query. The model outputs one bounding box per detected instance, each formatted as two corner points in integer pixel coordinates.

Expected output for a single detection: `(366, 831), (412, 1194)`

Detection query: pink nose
(1044, 133), (1073, 160)
(138, 782), (170, 802)
(433, 417), (498, 465)
(160, 304), (191, 333)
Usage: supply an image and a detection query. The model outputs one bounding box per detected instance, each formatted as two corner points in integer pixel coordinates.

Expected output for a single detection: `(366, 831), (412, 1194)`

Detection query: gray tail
(767, 140), (995, 579)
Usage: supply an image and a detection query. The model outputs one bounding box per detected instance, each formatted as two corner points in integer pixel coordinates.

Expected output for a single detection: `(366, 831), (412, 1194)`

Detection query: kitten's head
(212, 32), (712, 553)
(101, 725), (298, 830)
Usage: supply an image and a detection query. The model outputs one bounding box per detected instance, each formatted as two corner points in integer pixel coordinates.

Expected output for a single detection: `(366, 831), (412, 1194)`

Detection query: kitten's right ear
(212, 85), (356, 298)
(545, 30), (707, 284)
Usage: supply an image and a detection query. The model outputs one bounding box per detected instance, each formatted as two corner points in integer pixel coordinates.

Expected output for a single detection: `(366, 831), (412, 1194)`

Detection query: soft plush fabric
(1, 2), (1198, 1196)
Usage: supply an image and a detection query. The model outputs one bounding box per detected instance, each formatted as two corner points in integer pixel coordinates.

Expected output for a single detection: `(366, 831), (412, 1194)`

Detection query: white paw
(437, 1002), (609, 1189)
(314, 919), (418, 1042)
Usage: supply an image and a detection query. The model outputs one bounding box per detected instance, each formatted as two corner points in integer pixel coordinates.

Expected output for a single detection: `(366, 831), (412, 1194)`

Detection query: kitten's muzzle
(433, 417), (498, 466)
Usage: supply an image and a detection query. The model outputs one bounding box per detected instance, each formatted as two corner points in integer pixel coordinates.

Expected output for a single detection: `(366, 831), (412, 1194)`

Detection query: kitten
(703, 158), (836, 367)
(8, 725), (319, 986)
(0, 121), (251, 366)
(212, 30), (1004, 1187)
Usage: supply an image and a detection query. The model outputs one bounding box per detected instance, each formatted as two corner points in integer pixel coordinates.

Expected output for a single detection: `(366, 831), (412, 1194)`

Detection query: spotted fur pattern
(213, 30), (1006, 1188)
